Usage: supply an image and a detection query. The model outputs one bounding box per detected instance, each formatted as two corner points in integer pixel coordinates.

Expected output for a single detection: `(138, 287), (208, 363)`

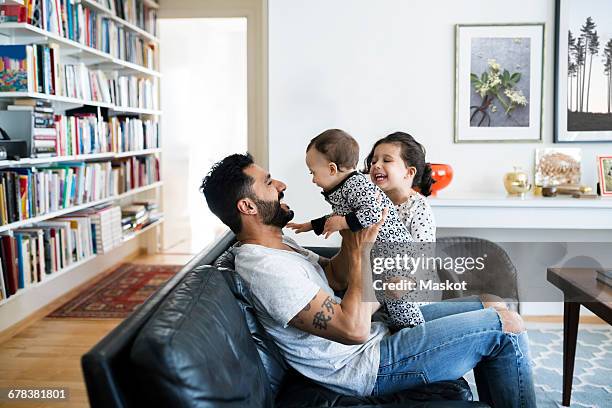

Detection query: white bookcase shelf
(0, 0), (163, 330)
(0, 148), (161, 168)
(0, 91), (161, 114)
(0, 23), (160, 77)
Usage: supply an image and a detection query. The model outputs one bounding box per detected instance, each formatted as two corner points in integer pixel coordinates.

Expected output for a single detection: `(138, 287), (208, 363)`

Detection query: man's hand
(322, 215), (349, 238)
(287, 221), (313, 233)
(339, 207), (388, 254)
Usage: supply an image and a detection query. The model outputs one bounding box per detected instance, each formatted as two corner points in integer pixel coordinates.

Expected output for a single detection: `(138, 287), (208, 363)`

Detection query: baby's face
(305, 148), (339, 191)
(369, 143), (415, 192)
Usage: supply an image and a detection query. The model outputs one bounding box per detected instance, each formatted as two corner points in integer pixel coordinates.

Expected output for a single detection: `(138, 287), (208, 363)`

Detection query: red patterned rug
(48, 263), (182, 319)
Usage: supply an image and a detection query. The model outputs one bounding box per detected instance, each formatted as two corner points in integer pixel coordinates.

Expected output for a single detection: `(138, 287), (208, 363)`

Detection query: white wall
(268, 0), (609, 247)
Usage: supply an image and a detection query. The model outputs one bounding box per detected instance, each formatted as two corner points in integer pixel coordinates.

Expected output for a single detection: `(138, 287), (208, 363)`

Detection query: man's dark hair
(200, 153), (255, 234)
(306, 129), (359, 171)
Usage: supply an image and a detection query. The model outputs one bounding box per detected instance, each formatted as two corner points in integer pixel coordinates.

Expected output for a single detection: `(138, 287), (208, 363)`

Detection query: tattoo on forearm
(313, 311), (332, 330)
(322, 296), (336, 314)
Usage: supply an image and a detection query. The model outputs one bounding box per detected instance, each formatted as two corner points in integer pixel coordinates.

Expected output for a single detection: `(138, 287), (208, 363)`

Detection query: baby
(288, 129), (425, 329)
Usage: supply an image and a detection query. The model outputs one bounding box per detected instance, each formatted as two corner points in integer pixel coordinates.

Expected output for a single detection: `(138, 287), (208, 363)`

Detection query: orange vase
(429, 163), (454, 196)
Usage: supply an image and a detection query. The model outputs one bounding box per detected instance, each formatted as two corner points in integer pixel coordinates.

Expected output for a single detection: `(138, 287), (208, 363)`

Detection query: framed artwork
(454, 23), (545, 143)
(597, 155), (612, 195)
(554, 0), (612, 142)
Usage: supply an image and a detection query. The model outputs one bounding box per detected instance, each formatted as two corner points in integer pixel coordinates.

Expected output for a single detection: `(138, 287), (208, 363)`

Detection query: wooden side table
(547, 268), (612, 407)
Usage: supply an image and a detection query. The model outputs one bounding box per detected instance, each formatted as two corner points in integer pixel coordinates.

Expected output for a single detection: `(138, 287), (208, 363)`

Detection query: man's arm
(289, 209), (387, 344)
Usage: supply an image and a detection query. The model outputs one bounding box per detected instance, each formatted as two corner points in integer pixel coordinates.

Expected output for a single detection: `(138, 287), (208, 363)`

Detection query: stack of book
(121, 200), (159, 237)
(0, 1), (158, 70)
(596, 268), (612, 287)
(7, 99), (57, 157)
(75, 204), (122, 254)
(120, 203), (147, 232)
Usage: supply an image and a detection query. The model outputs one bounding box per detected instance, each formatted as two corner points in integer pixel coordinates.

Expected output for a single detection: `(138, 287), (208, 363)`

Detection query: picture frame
(554, 0), (612, 143)
(454, 23), (545, 143)
(597, 155), (612, 195)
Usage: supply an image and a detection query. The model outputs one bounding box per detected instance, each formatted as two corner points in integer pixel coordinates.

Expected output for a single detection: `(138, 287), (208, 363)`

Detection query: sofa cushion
(275, 372), (479, 407)
(130, 265), (272, 407)
(214, 247), (289, 396)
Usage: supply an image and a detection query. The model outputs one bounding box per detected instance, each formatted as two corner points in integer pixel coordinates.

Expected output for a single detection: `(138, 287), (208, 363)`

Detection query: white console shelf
(430, 194), (612, 230)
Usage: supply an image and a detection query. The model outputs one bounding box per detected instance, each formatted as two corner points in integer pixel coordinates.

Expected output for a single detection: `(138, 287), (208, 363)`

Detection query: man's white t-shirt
(232, 236), (389, 396)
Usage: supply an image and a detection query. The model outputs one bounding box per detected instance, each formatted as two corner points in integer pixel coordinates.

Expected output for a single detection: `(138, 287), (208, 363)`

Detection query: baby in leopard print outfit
(287, 129), (424, 329)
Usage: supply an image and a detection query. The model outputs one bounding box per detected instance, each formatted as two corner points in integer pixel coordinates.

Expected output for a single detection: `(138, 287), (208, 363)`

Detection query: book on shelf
(1, 0), (158, 69)
(0, 234), (19, 296)
(0, 158), (159, 226)
(0, 260), (6, 301)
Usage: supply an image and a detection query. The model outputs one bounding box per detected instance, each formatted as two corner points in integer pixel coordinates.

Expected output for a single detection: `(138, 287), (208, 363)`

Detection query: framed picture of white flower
(454, 23), (545, 142)
(554, 0), (612, 142)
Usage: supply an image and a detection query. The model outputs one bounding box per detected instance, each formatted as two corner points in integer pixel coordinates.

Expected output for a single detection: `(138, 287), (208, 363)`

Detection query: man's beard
(253, 197), (294, 228)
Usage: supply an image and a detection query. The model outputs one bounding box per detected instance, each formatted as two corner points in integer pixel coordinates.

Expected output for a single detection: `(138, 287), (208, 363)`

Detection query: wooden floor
(0, 253), (193, 408)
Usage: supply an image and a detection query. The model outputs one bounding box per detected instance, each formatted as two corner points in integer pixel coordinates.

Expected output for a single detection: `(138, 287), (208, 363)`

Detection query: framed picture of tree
(454, 23), (545, 143)
(555, 0), (612, 142)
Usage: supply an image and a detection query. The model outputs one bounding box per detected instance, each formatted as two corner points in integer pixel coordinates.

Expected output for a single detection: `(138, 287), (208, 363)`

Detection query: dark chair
(436, 237), (520, 311)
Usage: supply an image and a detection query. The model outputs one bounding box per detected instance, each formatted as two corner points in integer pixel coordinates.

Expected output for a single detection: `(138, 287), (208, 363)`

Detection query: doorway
(159, 18), (248, 253)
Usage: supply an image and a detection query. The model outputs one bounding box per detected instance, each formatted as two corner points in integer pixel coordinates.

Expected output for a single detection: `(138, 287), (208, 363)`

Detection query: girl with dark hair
(364, 132), (436, 242)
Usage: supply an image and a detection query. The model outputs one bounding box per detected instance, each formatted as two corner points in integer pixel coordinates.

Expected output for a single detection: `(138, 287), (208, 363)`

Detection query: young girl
(288, 129), (425, 329)
(364, 132), (436, 242)
(365, 132), (439, 305)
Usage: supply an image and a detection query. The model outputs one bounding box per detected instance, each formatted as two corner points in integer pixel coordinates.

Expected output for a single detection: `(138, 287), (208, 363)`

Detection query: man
(200, 153), (536, 407)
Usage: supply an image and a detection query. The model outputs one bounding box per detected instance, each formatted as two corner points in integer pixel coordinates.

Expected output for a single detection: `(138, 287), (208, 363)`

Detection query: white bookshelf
(0, 3), (162, 325)
(0, 148), (161, 168)
(0, 91), (161, 113)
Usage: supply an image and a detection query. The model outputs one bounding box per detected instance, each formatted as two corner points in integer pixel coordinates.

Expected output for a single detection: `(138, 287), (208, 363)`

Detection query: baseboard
(524, 315), (607, 325)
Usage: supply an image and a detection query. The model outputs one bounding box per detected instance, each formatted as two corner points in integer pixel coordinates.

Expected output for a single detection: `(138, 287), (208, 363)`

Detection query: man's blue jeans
(373, 298), (536, 407)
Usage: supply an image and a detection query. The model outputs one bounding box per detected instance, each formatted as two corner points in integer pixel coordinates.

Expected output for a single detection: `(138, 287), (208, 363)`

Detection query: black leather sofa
(82, 231), (491, 408)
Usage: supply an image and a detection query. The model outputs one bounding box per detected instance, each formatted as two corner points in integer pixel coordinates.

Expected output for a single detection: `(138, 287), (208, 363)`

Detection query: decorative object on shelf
(0, 125), (28, 160)
(555, 184), (592, 195)
(535, 148), (581, 187)
(554, 0), (612, 142)
(455, 23), (545, 142)
(542, 186), (558, 197)
(429, 163), (454, 196)
(503, 166), (532, 196)
(597, 155), (612, 196)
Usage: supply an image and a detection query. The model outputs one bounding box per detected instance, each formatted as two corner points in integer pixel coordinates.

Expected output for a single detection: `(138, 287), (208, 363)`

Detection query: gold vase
(504, 167), (532, 196)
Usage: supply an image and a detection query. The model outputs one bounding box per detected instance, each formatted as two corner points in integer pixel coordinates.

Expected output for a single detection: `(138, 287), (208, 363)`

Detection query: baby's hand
(322, 215), (349, 239)
(286, 221), (313, 233)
